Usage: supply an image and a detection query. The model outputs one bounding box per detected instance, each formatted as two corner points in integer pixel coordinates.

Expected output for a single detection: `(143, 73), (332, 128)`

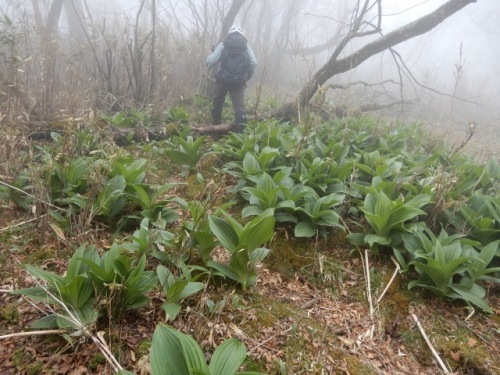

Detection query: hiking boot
(232, 123), (245, 133)
(211, 108), (222, 125)
(235, 111), (247, 126)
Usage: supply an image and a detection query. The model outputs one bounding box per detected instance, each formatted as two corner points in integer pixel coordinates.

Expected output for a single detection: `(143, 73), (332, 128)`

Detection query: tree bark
(149, 0), (157, 96)
(31, 0), (44, 33)
(48, 0), (64, 34)
(276, 0), (477, 118)
(63, 0), (87, 41)
(216, 0), (247, 45)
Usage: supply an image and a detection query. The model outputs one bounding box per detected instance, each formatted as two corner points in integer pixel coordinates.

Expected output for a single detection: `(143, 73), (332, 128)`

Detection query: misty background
(0, 0), (498, 152)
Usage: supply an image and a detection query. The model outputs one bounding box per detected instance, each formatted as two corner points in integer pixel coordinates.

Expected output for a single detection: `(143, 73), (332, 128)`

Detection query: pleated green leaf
(209, 338), (246, 375)
(150, 324), (208, 375)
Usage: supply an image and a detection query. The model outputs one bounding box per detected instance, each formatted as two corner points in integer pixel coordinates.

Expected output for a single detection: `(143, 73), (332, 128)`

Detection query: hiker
(206, 25), (257, 131)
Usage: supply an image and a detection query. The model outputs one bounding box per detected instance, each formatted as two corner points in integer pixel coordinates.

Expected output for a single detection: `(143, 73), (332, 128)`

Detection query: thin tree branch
(277, 0), (477, 115)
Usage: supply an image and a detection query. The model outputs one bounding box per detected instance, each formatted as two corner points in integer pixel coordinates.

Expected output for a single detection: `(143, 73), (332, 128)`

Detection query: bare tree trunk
(31, 0), (44, 33)
(48, 0), (64, 34)
(276, 0), (477, 118)
(149, 0), (157, 97)
(216, 0), (246, 45)
(129, 0), (148, 104)
(64, 0), (87, 41)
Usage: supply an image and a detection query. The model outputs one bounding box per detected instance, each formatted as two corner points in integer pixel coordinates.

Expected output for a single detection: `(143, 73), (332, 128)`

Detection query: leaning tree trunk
(276, 0), (477, 119)
(216, 0), (247, 45)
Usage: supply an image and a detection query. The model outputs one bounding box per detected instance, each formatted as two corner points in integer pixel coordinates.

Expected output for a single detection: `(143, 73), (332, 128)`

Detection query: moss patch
(265, 236), (315, 280)
(0, 304), (19, 324)
(89, 352), (105, 371)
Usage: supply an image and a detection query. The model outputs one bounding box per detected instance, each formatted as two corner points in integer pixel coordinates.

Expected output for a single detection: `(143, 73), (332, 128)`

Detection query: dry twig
(0, 330), (67, 340)
(411, 313), (450, 374)
(359, 249), (376, 341)
(376, 257), (400, 304)
(0, 215), (47, 233)
(0, 180), (64, 212)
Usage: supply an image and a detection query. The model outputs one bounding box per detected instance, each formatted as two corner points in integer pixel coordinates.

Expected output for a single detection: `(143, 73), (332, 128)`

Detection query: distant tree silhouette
(275, 0), (477, 118)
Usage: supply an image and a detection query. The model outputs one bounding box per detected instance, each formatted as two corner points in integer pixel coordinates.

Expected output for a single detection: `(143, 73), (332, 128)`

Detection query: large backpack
(216, 33), (249, 88)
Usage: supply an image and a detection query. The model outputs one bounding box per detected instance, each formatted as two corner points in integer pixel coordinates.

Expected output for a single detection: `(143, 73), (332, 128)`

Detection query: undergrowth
(0, 113), (498, 374)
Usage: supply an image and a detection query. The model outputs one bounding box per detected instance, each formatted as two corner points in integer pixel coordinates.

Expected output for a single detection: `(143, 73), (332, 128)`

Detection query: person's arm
(206, 43), (224, 67)
(247, 45), (257, 79)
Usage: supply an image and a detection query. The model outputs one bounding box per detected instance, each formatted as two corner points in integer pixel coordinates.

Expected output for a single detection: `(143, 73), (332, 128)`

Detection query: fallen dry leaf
(468, 337), (478, 347)
(450, 350), (461, 362)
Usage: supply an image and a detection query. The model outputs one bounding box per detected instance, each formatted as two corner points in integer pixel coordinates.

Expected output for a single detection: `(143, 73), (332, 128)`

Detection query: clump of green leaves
(208, 209), (275, 289)
(165, 107), (189, 123)
(241, 170), (299, 223)
(404, 229), (499, 313)
(293, 191), (345, 238)
(164, 135), (206, 171)
(0, 172), (34, 210)
(156, 265), (204, 321)
(150, 324), (263, 375)
(347, 189), (431, 253)
(102, 110), (151, 128)
(81, 243), (158, 318)
(12, 245), (98, 330)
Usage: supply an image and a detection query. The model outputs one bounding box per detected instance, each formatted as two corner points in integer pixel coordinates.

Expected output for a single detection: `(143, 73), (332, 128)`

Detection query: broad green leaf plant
(156, 265), (204, 321)
(294, 192), (345, 238)
(81, 243), (158, 318)
(164, 135), (206, 171)
(207, 209), (275, 289)
(150, 324), (263, 375)
(12, 244), (98, 330)
(347, 190), (431, 253)
(241, 171), (297, 223)
(407, 231), (499, 313)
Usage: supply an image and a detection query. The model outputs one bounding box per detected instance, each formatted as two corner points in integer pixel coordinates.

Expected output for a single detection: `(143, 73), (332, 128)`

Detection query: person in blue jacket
(206, 25), (257, 130)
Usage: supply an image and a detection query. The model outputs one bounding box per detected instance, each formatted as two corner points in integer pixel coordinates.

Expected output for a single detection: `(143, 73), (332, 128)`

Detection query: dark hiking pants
(211, 81), (247, 126)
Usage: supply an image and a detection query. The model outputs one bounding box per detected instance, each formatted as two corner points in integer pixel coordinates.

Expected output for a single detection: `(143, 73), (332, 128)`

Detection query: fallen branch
(464, 307), (475, 321)
(0, 215), (47, 233)
(0, 180), (64, 212)
(456, 318), (494, 349)
(411, 313), (450, 374)
(364, 250), (374, 320)
(192, 123), (240, 136)
(0, 329), (67, 340)
(229, 323), (289, 354)
(360, 249), (376, 341)
(376, 257), (400, 304)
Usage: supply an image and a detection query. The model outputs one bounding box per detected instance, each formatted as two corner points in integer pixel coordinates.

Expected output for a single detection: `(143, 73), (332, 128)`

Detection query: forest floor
(0, 121), (499, 375)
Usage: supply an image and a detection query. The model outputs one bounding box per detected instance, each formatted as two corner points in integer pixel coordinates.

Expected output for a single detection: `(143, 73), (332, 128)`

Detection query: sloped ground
(0, 122), (499, 375)
(0, 194), (499, 375)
